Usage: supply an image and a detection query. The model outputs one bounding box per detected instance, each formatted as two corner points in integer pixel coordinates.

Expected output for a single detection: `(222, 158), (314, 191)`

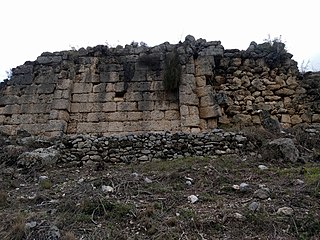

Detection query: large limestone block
(312, 114), (320, 123)
(199, 105), (222, 119)
(52, 99), (70, 110)
(195, 55), (214, 76)
(101, 102), (117, 112)
(57, 79), (72, 90)
(89, 93), (115, 102)
(93, 83), (106, 93)
(179, 93), (199, 106)
(72, 83), (93, 93)
(72, 93), (89, 102)
(181, 115), (200, 127)
(108, 112), (127, 122)
(21, 104), (50, 114)
(117, 102), (137, 111)
(138, 101), (155, 111)
(165, 110), (180, 120)
(3, 104), (20, 114)
(127, 112), (143, 121)
(70, 103), (94, 113)
(125, 92), (143, 102)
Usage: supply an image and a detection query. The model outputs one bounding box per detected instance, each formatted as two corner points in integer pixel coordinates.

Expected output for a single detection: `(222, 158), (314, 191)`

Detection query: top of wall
(0, 35), (298, 88)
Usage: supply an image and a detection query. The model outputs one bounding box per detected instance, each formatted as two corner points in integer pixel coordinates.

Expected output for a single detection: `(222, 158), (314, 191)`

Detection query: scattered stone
(233, 213), (245, 219)
(17, 147), (60, 169)
(102, 185), (114, 193)
(258, 165), (268, 170)
(185, 180), (192, 186)
(254, 188), (270, 200)
(25, 221), (37, 229)
(188, 195), (199, 204)
(277, 207), (294, 216)
(239, 183), (250, 192)
(144, 177), (153, 183)
(294, 179), (304, 185)
(139, 155), (149, 161)
(267, 138), (299, 162)
(232, 185), (240, 190)
(248, 201), (260, 212)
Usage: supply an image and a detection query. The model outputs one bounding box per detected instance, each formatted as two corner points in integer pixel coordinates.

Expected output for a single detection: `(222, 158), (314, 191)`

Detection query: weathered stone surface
(0, 36), (315, 136)
(199, 106), (222, 119)
(268, 138), (299, 162)
(17, 147), (60, 169)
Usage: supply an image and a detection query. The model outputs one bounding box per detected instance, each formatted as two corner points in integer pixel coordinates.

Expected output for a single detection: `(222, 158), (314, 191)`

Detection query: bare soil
(0, 150), (319, 240)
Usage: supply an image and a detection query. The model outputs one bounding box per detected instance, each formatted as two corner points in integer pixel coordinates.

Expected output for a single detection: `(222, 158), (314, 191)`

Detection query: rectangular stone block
(57, 79), (72, 90)
(100, 72), (119, 83)
(108, 112), (127, 121)
(138, 101), (154, 111)
(3, 104), (21, 114)
(200, 96), (214, 108)
(54, 90), (71, 99)
(72, 83), (93, 93)
(37, 84), (55, 94)
(70, 103), (94, 113)
(125, 92), (143, 102)
(165, 110), (180, 120)
(0, 95), (19, 106)
(155, 101), (179, 111)
(117, 102), (137, 111)
(101, 102), (117, 112)
(0, 125), (16, 135)
(87, 112), (107, 122)
(151, 110), (164, 120)
(72, 93), (89, 102)
(131, 82), (152, 92)
(77, 122), (109, 133)
(106, 83), (115, 92)
(108, 122), (124, 132)
(93, 83), (106, 93)
(143, 92), (158, 101)
(127, 112), (143, 121)
(181, 115), (200, 127)
(89, 93), (115, 102)
(21, 104), (50, 114)
(312, 114), (320, 123)
(52, 99), (70, 110)
(151, 81), (164, 91)
(179, 93), (199, 106)
(199, 105), (222, 119)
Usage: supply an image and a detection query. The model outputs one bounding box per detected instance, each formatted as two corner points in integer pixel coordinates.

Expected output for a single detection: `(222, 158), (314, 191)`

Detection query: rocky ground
(0, 125), (319, 240)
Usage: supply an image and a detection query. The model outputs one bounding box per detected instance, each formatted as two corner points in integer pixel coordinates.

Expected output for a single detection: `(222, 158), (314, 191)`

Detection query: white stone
(188, 195), (199, 203)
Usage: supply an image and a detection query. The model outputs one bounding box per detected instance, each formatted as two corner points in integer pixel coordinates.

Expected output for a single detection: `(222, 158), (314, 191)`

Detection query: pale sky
(1, 0), (319, 81)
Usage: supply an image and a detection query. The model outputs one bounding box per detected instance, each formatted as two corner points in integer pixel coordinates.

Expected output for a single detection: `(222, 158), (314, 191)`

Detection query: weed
(4, 215), (26, 240)
(40, 179), (53, 189)
(163, 49), (181, 92)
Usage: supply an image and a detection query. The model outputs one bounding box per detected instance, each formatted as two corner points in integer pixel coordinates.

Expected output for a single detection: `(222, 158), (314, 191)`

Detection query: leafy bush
(163, 50), (181, 92)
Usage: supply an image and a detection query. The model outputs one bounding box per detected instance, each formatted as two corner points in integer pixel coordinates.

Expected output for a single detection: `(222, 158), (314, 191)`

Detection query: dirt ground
(0, 127), (319, 239)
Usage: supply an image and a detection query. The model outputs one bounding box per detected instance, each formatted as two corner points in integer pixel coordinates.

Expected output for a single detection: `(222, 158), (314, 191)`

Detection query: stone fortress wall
(0, 35), (319, 137)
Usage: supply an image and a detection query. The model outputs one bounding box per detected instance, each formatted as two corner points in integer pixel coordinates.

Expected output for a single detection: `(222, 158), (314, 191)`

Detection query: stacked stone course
(0, 35), (319, 137)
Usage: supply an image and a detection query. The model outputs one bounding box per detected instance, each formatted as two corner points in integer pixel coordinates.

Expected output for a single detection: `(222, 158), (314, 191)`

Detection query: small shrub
(40, 179), (53, 189)
(163, 50), (181, 92)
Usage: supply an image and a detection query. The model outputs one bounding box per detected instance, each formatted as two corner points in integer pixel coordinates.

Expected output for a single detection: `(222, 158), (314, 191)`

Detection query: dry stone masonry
(0, 35), (319, 137)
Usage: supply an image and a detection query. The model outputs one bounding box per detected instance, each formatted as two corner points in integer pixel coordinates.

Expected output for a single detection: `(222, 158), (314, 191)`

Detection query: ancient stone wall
(0, 35), (319, 137)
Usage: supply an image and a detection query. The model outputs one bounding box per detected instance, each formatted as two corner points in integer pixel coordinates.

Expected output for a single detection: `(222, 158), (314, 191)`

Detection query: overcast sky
(0, 0), (319, 81)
